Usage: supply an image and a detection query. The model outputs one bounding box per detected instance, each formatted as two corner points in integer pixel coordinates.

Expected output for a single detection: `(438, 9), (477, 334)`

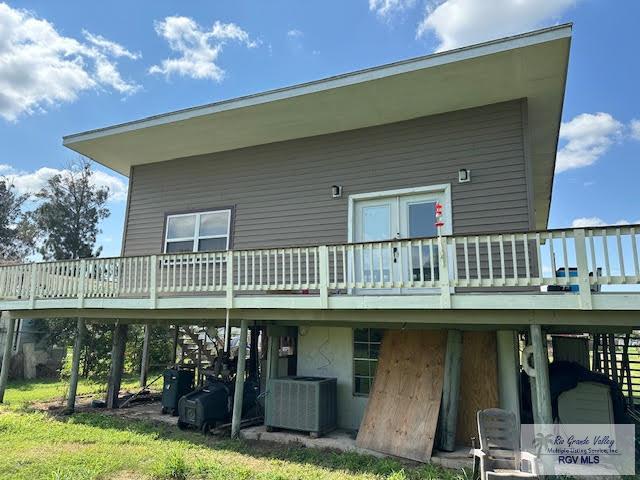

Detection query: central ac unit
(265, 376), (337, 437)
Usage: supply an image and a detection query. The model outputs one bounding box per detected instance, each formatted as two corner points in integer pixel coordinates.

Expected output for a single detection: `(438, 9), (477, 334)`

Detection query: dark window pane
(353, 329), (385, 396)
(198, 237), (227, 252)
(355, 376), (370, 395)
(354, 360), (370, 376)
(370, 329), (384, 343)
(166, 240), (194, 253)
(354, 328), (369, 342)
(409, 202), (437, 238)
(354, 342), (368, 359)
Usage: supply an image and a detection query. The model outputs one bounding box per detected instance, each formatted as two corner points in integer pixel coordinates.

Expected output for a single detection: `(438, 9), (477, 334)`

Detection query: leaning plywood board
(456, 331), (500, 446)
(356, 330), (446, 462)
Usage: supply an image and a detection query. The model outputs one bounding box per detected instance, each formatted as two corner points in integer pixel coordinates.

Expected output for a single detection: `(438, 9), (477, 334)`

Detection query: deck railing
(0, 226), (638, 308)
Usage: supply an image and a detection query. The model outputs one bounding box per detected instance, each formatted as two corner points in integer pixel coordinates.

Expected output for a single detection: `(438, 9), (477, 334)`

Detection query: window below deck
(164, 209), (231, 253)
(353, 328), (384, 396)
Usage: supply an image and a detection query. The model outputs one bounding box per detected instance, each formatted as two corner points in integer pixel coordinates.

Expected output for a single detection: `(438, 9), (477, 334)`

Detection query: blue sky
(0, 0), (638, 257)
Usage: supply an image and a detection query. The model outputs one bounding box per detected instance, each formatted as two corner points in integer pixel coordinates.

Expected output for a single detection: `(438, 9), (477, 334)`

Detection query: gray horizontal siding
(123, 100), (530, 256)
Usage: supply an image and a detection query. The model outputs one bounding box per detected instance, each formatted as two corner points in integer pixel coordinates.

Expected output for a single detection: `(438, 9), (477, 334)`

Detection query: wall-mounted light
(458, 168), (471, 183)
(331, 185), (343, 198)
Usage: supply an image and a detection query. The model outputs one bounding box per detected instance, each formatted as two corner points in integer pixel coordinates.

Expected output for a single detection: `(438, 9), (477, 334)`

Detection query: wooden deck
(1, 226), (640, 323)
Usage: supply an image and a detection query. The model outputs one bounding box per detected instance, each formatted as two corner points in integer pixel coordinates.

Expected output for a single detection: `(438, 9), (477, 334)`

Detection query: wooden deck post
(318, 246), (329, 308)
(438, 329), (463, 451)
(66, 318), (86, 412)
(171, 325), (179, 364)
(496, 330), (520, 424)
(248, 325), (259, 379)
(106, 323), (128, 409)
(266, 328), (280, 381)
(139, 324), (151, 387)
(0, 315), (16, 403)
(530, 324), (552, 424)
(231, 319), (249, 438)
(224, 310), (231, 353)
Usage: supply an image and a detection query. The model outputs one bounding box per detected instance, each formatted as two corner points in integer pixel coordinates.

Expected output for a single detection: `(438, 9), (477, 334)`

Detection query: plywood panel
(356, 330), (446, 462)
(456, 331), (500, 446)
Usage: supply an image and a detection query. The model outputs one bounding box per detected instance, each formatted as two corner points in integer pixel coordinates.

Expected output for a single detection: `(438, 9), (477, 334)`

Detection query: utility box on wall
(265, 376), (337, 437)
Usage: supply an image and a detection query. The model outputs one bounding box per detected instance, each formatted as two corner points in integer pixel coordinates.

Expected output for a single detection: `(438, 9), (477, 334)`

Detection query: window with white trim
(164, 210), (231, 253)
(353, 328), (384, 396)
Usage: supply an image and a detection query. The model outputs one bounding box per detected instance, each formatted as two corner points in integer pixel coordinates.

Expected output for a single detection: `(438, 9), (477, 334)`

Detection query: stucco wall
(296, 326), (368, 431)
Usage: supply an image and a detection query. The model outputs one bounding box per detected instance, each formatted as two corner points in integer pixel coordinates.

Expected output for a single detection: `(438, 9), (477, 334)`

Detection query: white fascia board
(63, 24), (572, 147)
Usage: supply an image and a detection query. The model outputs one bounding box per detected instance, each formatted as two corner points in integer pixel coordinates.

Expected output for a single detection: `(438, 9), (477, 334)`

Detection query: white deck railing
(0, 226), (638, 308)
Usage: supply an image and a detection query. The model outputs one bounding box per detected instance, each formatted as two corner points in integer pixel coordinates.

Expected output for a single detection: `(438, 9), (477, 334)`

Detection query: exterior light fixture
(458, 168), (471, 183)
(331, 185), (343, 198)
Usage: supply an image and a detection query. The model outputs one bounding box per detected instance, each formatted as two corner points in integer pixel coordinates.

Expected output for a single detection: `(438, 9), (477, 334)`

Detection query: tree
(31, 159), (110, 260)
(0, 177), (35, 261)
(31, 160), (112, 378)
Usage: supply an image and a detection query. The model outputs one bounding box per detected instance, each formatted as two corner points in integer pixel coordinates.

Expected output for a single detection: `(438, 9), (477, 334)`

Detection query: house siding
(123, 100), (530, 256)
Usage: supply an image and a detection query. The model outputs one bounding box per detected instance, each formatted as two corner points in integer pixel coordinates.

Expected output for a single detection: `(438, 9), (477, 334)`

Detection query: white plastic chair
(471, 408), (538, 480)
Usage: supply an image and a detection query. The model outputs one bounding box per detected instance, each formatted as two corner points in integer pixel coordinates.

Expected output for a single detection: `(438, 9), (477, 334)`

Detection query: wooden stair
(172, 325), (224, 368)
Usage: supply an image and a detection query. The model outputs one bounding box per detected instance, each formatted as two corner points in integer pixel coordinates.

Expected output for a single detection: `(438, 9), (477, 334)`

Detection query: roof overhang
(64, 24), (572, 229)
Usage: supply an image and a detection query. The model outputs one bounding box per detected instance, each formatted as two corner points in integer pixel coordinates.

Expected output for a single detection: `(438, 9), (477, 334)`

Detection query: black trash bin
(161, 366), (195, 415)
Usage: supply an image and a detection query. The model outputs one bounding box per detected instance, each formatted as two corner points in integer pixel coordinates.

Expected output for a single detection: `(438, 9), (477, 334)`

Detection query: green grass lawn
(1, 374), (146, 410)
(0, 377), (468, 480)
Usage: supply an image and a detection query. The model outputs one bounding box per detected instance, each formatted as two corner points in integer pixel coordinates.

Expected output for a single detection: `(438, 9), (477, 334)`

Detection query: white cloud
(556, 113), (624, 173)
(416, 0), (577, 50)
(369, 0), (417, 18)
(0, 165), (128, 202)
(149, 17), (256, 81)
(82, 30), (140, 60)
(571, 217), (640, 228)
(287, 29), (303, 38)
(571, 217), (607, 228)
(0, 2), (140, 121)
(630, 119), (640, 141)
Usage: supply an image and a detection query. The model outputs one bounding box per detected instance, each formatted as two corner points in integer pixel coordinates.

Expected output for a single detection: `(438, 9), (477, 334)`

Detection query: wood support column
(231, 319), (249, 438)
(266, 329), (280, 381)
(106, 323), (128, 409)
(248, 326), (259, 380)
(66, 318), (86, 412)
(496, 330), (521, 424)
(171, 325), (179, 364)
(0, 315), (16, 403)
(530, 324), (552, 424)
(140, 324), (151, 387)
(438, 329), (463, 452)
(224, 310), (231, 353)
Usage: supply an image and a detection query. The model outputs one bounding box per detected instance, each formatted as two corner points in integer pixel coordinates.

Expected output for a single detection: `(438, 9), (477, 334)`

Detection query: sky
(0, 0), (638, 257)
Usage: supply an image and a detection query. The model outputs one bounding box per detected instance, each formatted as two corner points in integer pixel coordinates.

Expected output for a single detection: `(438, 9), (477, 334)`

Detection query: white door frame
(347, 184), (453, 295)
(347, 184), (453, 243)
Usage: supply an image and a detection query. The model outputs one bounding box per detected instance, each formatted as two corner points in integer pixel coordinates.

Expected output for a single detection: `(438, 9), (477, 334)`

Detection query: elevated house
(0, 24), (638, 462)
